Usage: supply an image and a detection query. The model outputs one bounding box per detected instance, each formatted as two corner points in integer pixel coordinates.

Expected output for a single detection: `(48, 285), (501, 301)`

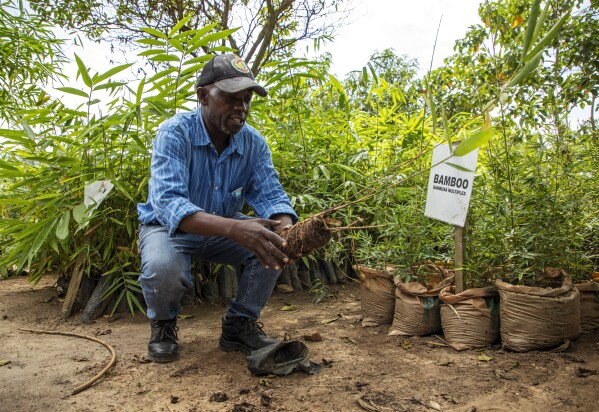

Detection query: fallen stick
(19, 328), (117, 395)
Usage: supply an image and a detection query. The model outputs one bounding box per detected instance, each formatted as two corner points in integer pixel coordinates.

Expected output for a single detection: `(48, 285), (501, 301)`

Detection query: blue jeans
(138, 214), (281, 321)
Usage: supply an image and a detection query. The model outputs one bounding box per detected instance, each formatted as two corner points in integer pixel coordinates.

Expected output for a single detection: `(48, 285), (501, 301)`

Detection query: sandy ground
(0, 274), (598, 412)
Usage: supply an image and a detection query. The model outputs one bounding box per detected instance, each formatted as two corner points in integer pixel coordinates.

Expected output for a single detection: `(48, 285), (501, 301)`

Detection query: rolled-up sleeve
(149, 127), (203, 235)
(246, 141), (298, 223)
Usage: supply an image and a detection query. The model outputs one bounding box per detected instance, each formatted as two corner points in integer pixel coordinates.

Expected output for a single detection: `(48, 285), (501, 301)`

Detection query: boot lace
(152, 321), (179, 342)
(243, 318), (266, 336)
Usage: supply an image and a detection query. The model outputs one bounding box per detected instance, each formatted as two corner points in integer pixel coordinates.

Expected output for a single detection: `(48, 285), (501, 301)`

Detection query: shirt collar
(195, 109), (245, 155)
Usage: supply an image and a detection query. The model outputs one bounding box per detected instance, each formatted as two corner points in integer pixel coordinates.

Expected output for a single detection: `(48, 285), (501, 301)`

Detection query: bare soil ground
(1, 274), (598, 412)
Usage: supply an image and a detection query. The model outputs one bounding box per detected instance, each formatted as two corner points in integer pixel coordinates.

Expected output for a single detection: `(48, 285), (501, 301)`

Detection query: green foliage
(0, 19), (238, 310)
(0, 0), (66, 124)
(0, 0), (596, 317)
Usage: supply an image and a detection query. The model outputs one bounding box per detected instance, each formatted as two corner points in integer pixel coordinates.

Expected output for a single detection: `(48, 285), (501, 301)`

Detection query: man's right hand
(179, 212), (291, 270)
(228, 218), (290, 270)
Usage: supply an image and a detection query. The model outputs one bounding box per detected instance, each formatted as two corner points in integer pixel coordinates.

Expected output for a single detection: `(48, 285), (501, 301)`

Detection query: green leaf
(141, 27), (168, 39)
(31, 218), (57, 258)
(93, 82), (127, 91)
(94, 63), (134, 84)
(520, 0), (541, 64)
(55, 210), (70, 241)
(280, 304), (298, 311)
(56, 87), (89, 98)
(73, 203), (88, 224)
(148, 54), (181, 63)
(168, 38), (184, 53)
(445, 162), (475, 173)
(20, 119), (37, 139)
(454, 128), (495, 156)
(135, 76), (146, 106)
(532, 2), (551, 46)
(441, 106), (451, 148)
(136, 38), (166, 46)
(168, 14), (193, 38)
(74, 53), (93, 88)
(506, 49), (544, 88)
(319, 165), (330, 180)
(524, 11), (570, 63)
(478, 354), (493, 362)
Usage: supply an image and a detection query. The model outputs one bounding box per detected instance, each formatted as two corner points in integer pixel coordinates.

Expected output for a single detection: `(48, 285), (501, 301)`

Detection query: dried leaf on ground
(276, 284), (294, 293)
(478, 354), (493, 362)
(303, 332), (323, 342)
(575, 367), (598, 378)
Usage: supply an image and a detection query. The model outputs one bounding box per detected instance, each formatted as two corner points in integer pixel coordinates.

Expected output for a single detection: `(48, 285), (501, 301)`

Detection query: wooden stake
(61, 235), (92, 318)
(454, 226), (464, 293)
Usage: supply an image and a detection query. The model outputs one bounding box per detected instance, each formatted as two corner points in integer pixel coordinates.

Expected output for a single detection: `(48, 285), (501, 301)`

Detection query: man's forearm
(179, 211), (239, 238)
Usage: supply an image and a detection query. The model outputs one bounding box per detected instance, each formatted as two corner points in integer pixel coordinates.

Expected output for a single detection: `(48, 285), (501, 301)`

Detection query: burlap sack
(575, 281), (599, 333)
(357, 266), (395, 327)
(388, 275), (454, 336)
(439, 286), (499, 351)
(496, 276), (581, 352)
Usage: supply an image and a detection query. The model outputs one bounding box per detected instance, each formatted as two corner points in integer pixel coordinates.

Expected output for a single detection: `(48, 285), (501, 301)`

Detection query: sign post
(424, 144), (479, 293)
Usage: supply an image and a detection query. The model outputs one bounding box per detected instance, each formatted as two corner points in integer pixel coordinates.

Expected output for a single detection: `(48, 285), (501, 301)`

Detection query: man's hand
(179, 211), (298, 270)
(270, 214), (301, 266)
(229, 218), (291, 270)
(270, 213), (294, 234)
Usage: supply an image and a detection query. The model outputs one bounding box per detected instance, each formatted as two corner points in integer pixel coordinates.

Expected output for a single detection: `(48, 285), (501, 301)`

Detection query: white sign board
(424, 144), (479, 227)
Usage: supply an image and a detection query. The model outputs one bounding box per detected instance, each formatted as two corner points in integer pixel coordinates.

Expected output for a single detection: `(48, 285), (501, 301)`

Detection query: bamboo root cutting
(279, 214), (334, 256)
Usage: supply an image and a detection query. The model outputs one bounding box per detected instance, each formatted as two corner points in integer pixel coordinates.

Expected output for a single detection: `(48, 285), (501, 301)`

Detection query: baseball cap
(195, 54), (267, 97)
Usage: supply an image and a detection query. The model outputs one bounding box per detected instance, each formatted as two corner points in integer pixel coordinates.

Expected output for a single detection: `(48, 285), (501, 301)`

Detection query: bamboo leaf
(56, 87), (89, 98)
(73, 203), (88, 224)
(20, 119), (37, 139)
(183, 55), (214, 66)
(505, 49), (543, 88)
(148, 54), (181, 63)
(93, 82), (127, 91)
(136, 38), (166, 46)
(532, 2), (551, 46)
(141, 27), (168, 39)
(168, 38), (184, 53)
(187, 23), (218, 44)
(55, 210), (70, 241)
(138, 49), (164, 57)
(442, 106), (451, 149)
(94, 63), (134, 84)
(190, 29), (237, 51)
(74, 53), (93, 88)
(135, 76), (146, 106)
(168, 14), (193, 38)
(454, 128), (495, 156)
(524, 11), (570, 62)
(319, 165), (330, 180)
(31, 218), (57, 258)
(446, 162), (475, 173)
(181, 62), (207, 76)
(521, 0), (541, 64)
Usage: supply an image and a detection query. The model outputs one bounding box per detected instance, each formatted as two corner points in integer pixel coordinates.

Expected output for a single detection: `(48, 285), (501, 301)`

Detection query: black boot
(219, 316), (278, 354)
(148, 319), (179, 362)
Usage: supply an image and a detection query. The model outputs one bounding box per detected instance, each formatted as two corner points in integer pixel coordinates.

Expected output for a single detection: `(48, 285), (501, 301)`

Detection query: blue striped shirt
(137, 109), (297, 236)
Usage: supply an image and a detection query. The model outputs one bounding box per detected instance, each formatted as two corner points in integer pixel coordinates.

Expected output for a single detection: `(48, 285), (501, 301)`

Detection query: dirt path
(1, 275), (597, 412)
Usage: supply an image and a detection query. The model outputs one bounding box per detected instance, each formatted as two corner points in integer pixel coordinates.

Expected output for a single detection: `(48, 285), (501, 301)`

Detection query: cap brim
(213, 77), (267, 97)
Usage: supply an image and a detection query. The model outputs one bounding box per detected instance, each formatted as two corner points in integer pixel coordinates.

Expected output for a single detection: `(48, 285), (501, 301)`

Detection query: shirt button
(212, 212), (216, 215)
(215, 186), (219, 190)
